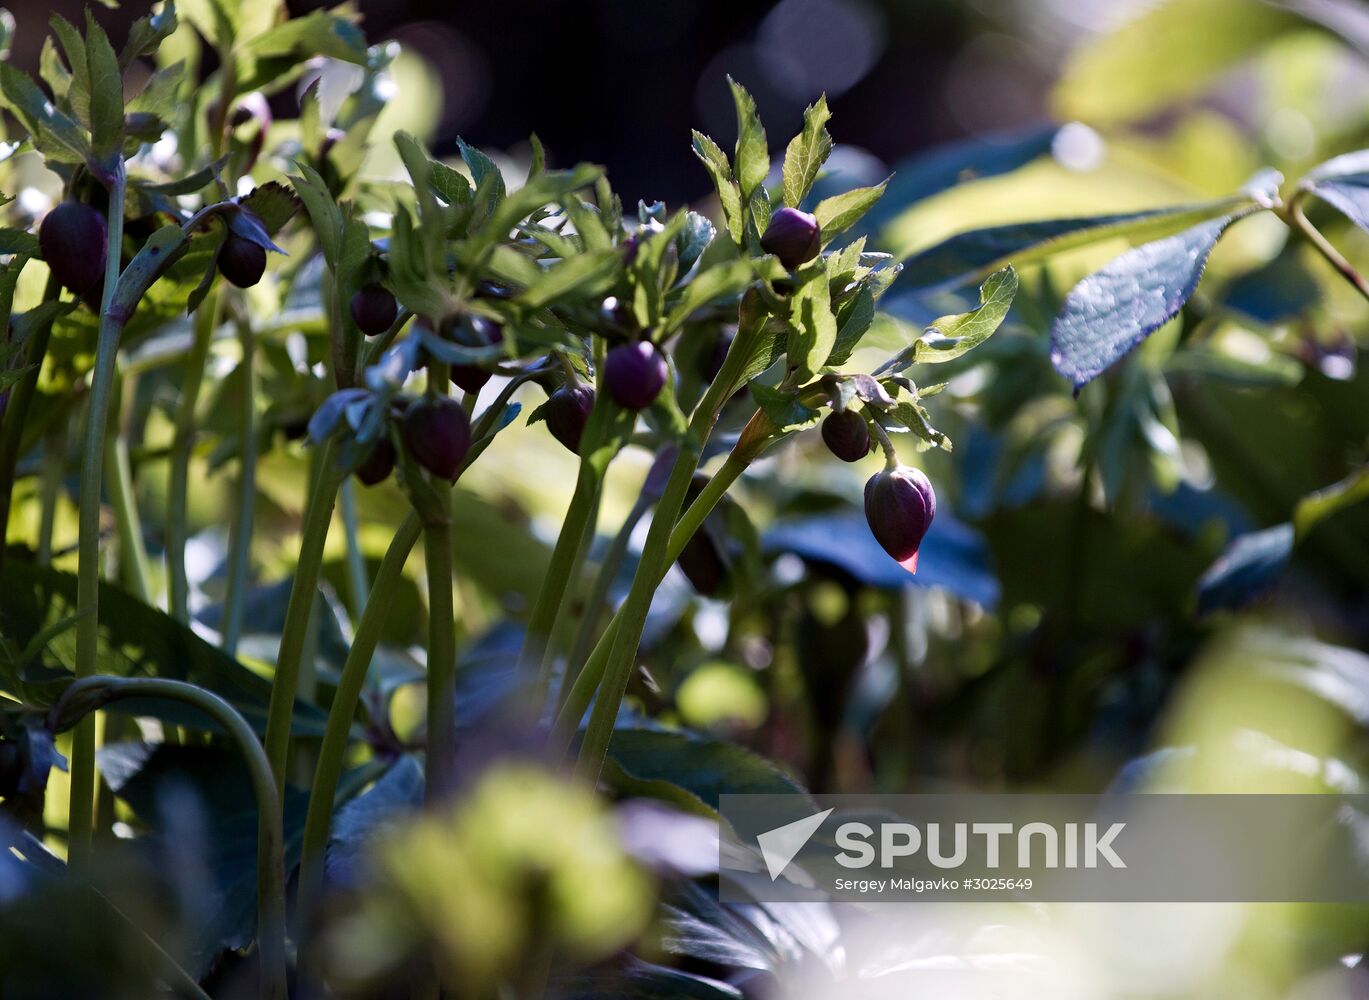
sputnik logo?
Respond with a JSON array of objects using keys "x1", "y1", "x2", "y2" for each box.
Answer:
[{"x1": 756, "y1": 808, "x2": 834, "y2": 881}]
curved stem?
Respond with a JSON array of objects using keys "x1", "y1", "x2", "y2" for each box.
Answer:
[
  {"x1": 70, "y1": 162, "x2": 127, "y2": 864},
  {"x1": 53, "y1": 675, "x2": 286, "y2": 1000},
  {"x1": 167, "y1": 294, "x2": 219, "y2": 623},
  {"x1": 1288, "y1": 195, "x2": 1369, "y2": 304},
  {"x1": 297, "y1": 511, "x2": 420, "y2": 926},
  {"x1": 222, "y1": 312, "x2": 257, "y2": 656},
  {"x1": 263, "y1": 439, "x2": 343, "y2": 795}
]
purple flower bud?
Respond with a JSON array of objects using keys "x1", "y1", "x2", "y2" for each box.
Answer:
[
  {"x1": 218, "y1": 235, "x2": 267, "y2": 288},
  {"x1": 677, "y1": 532, "x2": 729, "y2": 596},
  {"x1": 864, "y1": 465, "x2": 936, "y2": 574},
  {"x1": 39, "y1": 202, "x2": 107, "y2": 294},
  {"x1": 355, "y1": 437, "x2": 396, "y2": 486},
  {"x1": 760, "y1": 207, "x2": 821, "y2": 270},
  {"x1": 401, "y1": 396, "x2": 470, "y2": 480},
  {"x1": 350, "y1": 284, "x2": 398, "y2": 337},
  {"x1": 449, "y1": 316, "x2": 504, "y2": 394},
  {"x1": 821, "y1": 410, "x2": 871, "y2": 463},
  {"x1": 604, "y1": 341, "x2": 668, "y2": 411},
  {"x1": 544, "y1": 384, "x2": 595, "y2": 455}
]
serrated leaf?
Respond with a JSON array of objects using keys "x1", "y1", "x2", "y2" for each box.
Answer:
[
  {"x1": 1050, "y1": 210, "x2": 1256, "y2": 389},
  {"x1": 787, "y1": 266, "x2": 837, "y2": 382},
  {"x1": 289, "y1": 161, "x2": 342, "y2": 266},
  {"x1": 782, "y1": 94, "x2": 832, "y2": 208},
  {"x1": 813, "y1": 180, "x2": 887, "y2": 244},
  {"x1": 912, "y1": 266, "x2": 1017, "y2": 365},
  {"x1": 0, "y1": 227, "x2": 38, "y2": 256},
  {"x1": 691, "y1": 130, "x2": 743, "y2": 245},
  {"x1": 120, "y1": 0, "x2": 178, "y2": 68},
  {"x1": 83, "y1": 11, "x2": 124, "y2": 162},
  {"x1": 238, "y1": 181, "x2": 301, "y2": 236},
  {"x1": 727, "y1": 76, "x2": 768, "y2": 200},
  {"x1": 0, "y1": 63, "x2": 93, "y2": 167},
  {"x1": 826, "y1": 286, "x2": 876, "y2": 367},
  {"x1": 887, "y1": 400, "x2": 950, "y2": 451},
  {"x1": 242, "y1": 9, "x2": 367, "y2": 65}
]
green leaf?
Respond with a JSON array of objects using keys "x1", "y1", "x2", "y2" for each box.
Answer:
[
  {"x1": 887, "y1": 400, "x2": 951, "y2": 452},
  {"x1": 727, "y1": 76, "x2": 769, "y2": 201},
  {"x1": 912, "y1": 266, "x2": 1018, "y2": 364},
  {"x1": 749, "y1": 382, "x2": 819, "y2": 431},
  {"x1": 458, "y1": 135, "x2": 506, "y2": 221},
  {"x1": 813, "y1": 179, "x2": 888, "y2": 243},
  {"x1": 0, "y1": 227, "x2": 38, "y2": 256},
  {"x1": 691, "y1": 130, "x2": 743, "y2": 244},
  {"x1": 1050, "y1": 209, "x2": 1258, "y2": 389},
  {"x1": 663, "y1": 259, "x2": 753, "y2": 333},
  {"x1": 1053, "y1": 0, "x2": 1301, "y2": 125},
  {"x1": 0, "y1": 62, "x2": 93, "y2": 168},
  {"x1": 787, "y1": 266, "x2": 837, "y2": 382},
  {"x1": 782, "y1": 94, "x2": 832, "y2": 209},
  {"x1": 243, "y1": 9, "x2": 367, "y2": 65},
  {"x1": 826, "y1": 284, "x2": 875, "y2": 367},
  {"x1": 289, "y1": 161, "x2": 343, "y2": 266},
  {"x1": 520, "y1": 249, "x2": 620, "y2": 310},
  {"x1": 120, "y1": 0, "x2": 178, "y2": 68}
]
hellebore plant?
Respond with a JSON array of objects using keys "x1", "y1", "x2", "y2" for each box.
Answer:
[{"x1": 0, "y1": 8, "x2": 1028, "y2": 994}]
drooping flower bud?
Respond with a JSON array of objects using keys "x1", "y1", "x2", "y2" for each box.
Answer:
[
  {"x1": 39, "y1": 202, "x2": 107, "y2": 294},
  {"x1": 544, "y1": 384, "x2": 595, "y2": 455},
  {"x1": 218, "y1": 235, "x2": 267, "y2": 288},
  {"x1": 355, "y1": 437, "x2": 396, "y2": 487},
  {"x1": 760, "y1": 207, "x2": 821, "y2": 270},
  {"x1": 677, "y1": 532, "x2": 729, "y2": 597},
  {"x1": 864, "y1": 465, "x2": 936, "y2": 574},
  {"x1": 401, "y1": 396, "x2": 470, "y2": 481},
  {"x1": 350, "y1": 284, "x2": 398, "y2": 337},
  {"x1": 604, "y1": 341, "x2": 668, "y2": 411},
  {"x1": 449, "y1": 316, "x2": 504, "y2": 394},
  {"x1": 821, "y1": 410, "x2": 871, "y2": 463}
]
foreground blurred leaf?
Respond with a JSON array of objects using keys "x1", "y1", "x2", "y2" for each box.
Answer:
[{"x1": 1196, "y1": 522, "x2": 1294, "y2": 614}]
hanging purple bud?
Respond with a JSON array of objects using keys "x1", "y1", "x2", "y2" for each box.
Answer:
[
  {"x1": 350, "y1": 284, "x2": 398, "y2": 337},
  {"x1": 864, "y1": 465, "x2": 936, "y2": 574},
  {"x1": 401, "y1": 396, "x2": 470, "y2": 481},
  {"x1": 604, "y1": 341, "x2": 668, "y2": 411},
  {"x1": 821, "y1": 410, "x2": 871, "y2": 463},
  {"x1": 39, "y1": 202, "x2": 107, "y2": 295},
  {"x1": 544, "y1": 384, "x2": 595, "y2": 455}
]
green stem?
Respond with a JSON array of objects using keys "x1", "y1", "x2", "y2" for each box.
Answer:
[
  {"x1": 53, "y1": 675, "x2": 287, "y2": 1000},
  {"x1": 562, "y1": 493, "x2": 649, "y2": 703},
  {"x1": 167, "y1": 294, "x2": 219, "y2": 623},
  {"x1": 338, "y1": 476, "x2": 369, "y2": 620},
  {"x1": 36, "y1": 420, "x2": 66, "y2": 565},
  {"x1": 524, "y1": 467, "x2": 601, "y2": 694},
  {"x1": 0, "y1": 274, "x2": 63, "y2": 581},
  {"x1": 554, "y1": 451, "x2": 752, "y2": 750},
  {"x1": 105, "y1": 365, "x2": 152, "y2": 601},
  {"x1": 69, "y1": 162, "x2": 127, "y2": 865},
  {"x1": 1287, "y1": 195, "x2": 1369, "y2": 304},
  {"x1": 222, "y1": 313, "x2": 257, "y2": 656},
  {"x1": 263, "y1": 439, "x2": 344, "y2": 796},
  {"x1": 423, "y1": 509, "x2": 456, "y2": 799},
  {"x1": 297, "y1": 511, "x2": 421, "y2": 929}
]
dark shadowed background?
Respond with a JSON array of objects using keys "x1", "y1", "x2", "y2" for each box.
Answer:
[{"x1": 0, "y1": 0, "x2": 1113, "y2": 204}]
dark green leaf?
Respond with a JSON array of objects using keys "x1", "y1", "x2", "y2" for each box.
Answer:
[
  {"x1": 782, "y1": 94, "x2": 832, "y2": 209},
  {"x1": 749, "y1": 382, "x2": 819, "y2": 431},
  {"x1": 691, "y1": 130, "x2": 743, "y2": 244},
  {"x1": 727, "y1": 76, "x2": 768, "y2": 201}
]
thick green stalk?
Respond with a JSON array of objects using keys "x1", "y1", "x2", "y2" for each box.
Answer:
[
  {"x1": 36, "y1": 421, "x2": 66, "y2": 564},
  {"x1": 263, "y1": 439, "x2": 344, "y2": 795},
  {"x1": 0, "y1": 274, "x2": 62, "y2": 580},
  {"x1": 524, "y1": 467, "x2": 601, "y2": 694},
  {"x1": 338, "y1": 476, "x2": 369, "y2": 619},
  {"x1": 54, "y1": 675, "x2": 287, "y2": 1000},
  {"x1": 105, "y1": 365, "x2": 152, "y2": 601},
  {"x1": 557, "y1": 451, "x2": 750, "y2": 758},
  {"x1": 222, "y1": 315, "x2": 257, "y2": 655},
  {"x1": 562, "y1": 493, "x2": 648, "y2": 701},
  {"x1": 297, "y1": 511, "x2": 420, "y2": 927},
  {"x1": 423, "y1": 508, "x2": 456, "y2": 798},
  {"x1": 69, "y1": 164, "x2": 127, "y2": 864},
  {"x1": 167, "y1": 294, "x2": 219, "y2": 623},
  {"x1": 540, "y1": 488, "x2": 600, "y2": 690}
]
